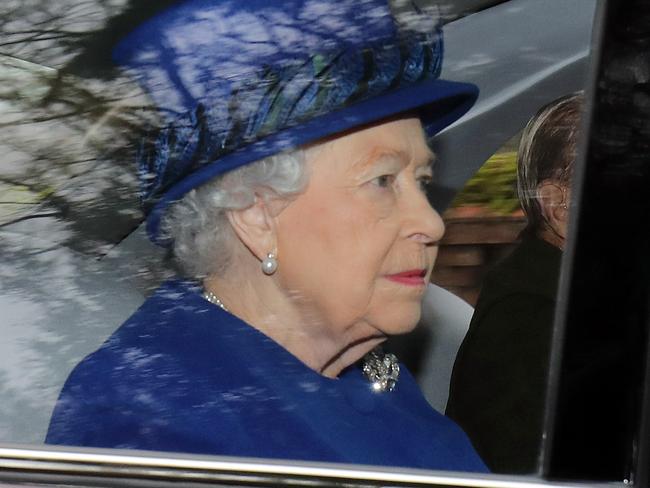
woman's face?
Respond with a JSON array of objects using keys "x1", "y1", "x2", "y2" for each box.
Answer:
[{"x1": 275, "y1": 117, "x2": 444, "y2": 341}]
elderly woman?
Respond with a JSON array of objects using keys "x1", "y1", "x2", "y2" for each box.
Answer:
[{"x1": 46, "y1": 0, "x2": 486, "y2": 472}]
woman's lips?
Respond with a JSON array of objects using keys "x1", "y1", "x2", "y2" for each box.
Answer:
[{"x1": 385, "y1": 269, "x2": 427, "y2": 286}]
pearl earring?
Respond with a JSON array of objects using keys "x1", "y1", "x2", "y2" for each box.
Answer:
[{"x1": 261, "y1": 253, "x2": 278, "y2": 275}]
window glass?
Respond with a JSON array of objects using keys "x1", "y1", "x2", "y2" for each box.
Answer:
[
  {"x1": 0, "y1": 0, "x2": 604, "y2": 484},
  {"x1": 433, "y1": 134, "x2": 524, "y2": 306},
  {"x1": 402, "y1": 92, "x2": 586, "y2": 475}
]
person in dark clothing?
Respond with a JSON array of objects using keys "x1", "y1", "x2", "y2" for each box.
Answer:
[{"x1": 446, "y1": 93, "x2": 584, "y2": 474}]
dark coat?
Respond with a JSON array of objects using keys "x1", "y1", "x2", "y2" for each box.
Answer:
[{"x1": 446, "y1": 236, "x2": 561, "y2": 474}]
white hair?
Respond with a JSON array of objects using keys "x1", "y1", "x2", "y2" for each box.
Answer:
[{"x1": 163, "y1": 149, "x2": 310, "y2": 278}]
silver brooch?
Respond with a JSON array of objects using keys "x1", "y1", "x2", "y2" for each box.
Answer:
[{"x1": 362, "y1": 347, "x2": 399, "y2": 392}]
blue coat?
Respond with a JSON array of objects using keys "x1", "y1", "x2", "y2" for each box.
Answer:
[{"x1": 47, "y1": 279, "x2": 487, "y2": 472}]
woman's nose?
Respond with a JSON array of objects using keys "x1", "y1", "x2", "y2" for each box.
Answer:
[{"x1": 401, "y1": 184, "x2": 445, "y2": 244}]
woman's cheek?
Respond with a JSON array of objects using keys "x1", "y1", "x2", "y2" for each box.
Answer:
[{"x1": 359, "y1": 185, "x2": 397, "y2": 220}]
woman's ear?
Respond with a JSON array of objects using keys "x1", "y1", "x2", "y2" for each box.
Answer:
[
  {"x1": 227, "y1": 195, "x2": 277, "y2": 262},
  {"x1": 538, "y1": 181, "x2": 570, "y2": 238}
]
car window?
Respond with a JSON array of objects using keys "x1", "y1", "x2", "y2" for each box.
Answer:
[
  {"x1": 4, "y1": 1, "x2": 646, "y2": 488},
  {"x1": 433, "y1": 134, "x2": 524, "y2": 306}
]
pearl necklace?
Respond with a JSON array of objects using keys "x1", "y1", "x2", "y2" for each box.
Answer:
[{"x1": 203, "y1": 290, "x2": 229, "y2": 312}]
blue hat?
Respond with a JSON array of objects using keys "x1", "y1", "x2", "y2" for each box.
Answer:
[{"x1": 113, "y1": 0, "x2": 478, "y2": 245}]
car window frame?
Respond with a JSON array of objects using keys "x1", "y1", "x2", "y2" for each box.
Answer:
[
  {"x1": 0, "y1": 445, "x2": 628, "y2": 488},
  {"x1": 540, "y1": 0, "x2": 650, "y2": 483}
]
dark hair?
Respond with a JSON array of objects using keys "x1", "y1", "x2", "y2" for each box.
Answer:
[{"x1": 516, "y1": 92, "x2": 584, "y2": 233}]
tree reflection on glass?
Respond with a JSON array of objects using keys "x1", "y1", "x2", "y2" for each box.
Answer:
[{"x1": 0, "y1": 0, "x2": 171, "y2": 445}]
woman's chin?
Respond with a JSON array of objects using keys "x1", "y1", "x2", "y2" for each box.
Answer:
[{"x1": 379, "y1": 305, "x2": 422, "y2": 336}]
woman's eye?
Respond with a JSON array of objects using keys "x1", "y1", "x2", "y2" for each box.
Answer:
[
  {"x1": 371, "y1": 174, "x2": 396, "y2": 188},
  {"x1": 417, "y1": 175, "x2": 433, "y2": 192}
]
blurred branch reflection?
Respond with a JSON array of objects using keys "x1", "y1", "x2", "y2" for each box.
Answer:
[
  {"x1": 0, "y1": 1, "x2": 160, "y2": 251},
  {"x1": 0, "y1": 2, "x2": 184, "y2": 445}
]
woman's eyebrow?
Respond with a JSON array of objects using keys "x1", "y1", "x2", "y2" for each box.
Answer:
[
  {"x1": 353, "y1": 148, "x2": 435, "y2": 172},
  {"x1": 353, "y1": 149, "x2": 406, "y2": 170},
  {"x1": 414, "y1": 152, "x2": 436, "y2": 172}
]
